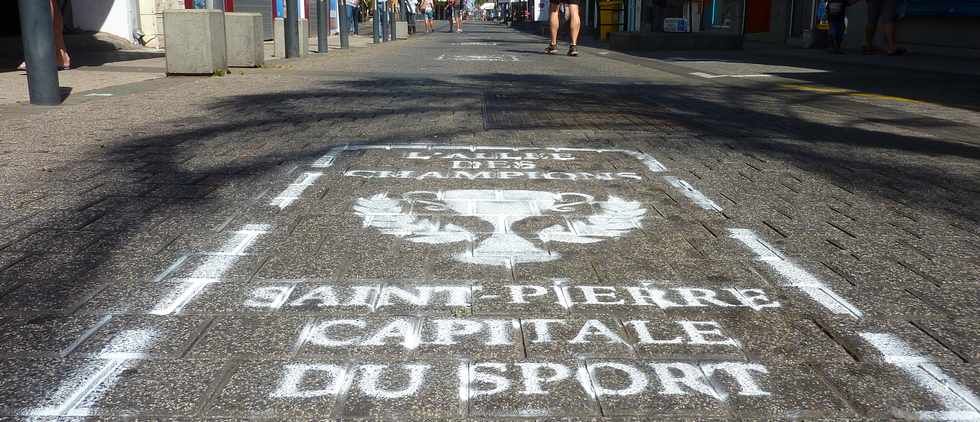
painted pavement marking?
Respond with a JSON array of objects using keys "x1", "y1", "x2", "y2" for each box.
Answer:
[
  {"x1": 274, "y1": 144, "x2": 668, "y2": 211},
  {"x1": 270, "y1": 360, "x2": 771, "y2": 401},
  {"x1": 151, "y1": 224, "x2": 270, "y2": 315},
  {"x1": 728, "y1": 228, "x2": 863, "y2": 318},
  {"x1": 354, "y1": 190, "x2": 646, "y2": 268},
  {"x1": 781, "y1": 83, "x2": 923, "y2": 104},
  {"x1": 242, "y1": 282, "x2": 782, "y2": 312},
  {"x1": 31, "y1": 225, "x2": 269, "y2": 416},
  {"x1": 663, "y1": 176, "x2": 722, "y2": 212},
  {"x1": 861, "y1": 332, "x2": 980, "y2": 421},
  {"x1": 690, "y1": 72, "x2": 773, "y2": 79},
  {"x1": 269, "y1": 172, "x2": 324, "y2": 209},
  {"x1": 436, "y1": 54, "x2": 520, "y2": 62}
]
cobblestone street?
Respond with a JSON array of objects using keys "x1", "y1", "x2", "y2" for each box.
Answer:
[{"x1": 1, "y1": 20, "x2": 979, "y2": 420}]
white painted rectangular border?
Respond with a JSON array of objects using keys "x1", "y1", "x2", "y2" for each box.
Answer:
[{"x1": 728, "y1": 228, "x2": 862, "y2": 318}]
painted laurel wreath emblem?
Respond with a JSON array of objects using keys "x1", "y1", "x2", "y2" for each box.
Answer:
[{"x1": 353, "y1": 190, "x2": 647, "y2": 267}]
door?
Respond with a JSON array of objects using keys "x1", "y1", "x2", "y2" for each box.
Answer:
[
  {"x1": 236, "y1": 0, "x2": 275, "y2": 39},
  {"x1": 745, "y1": 0, "x2": 769, "y2": 33},
  {"x1": 789, "y1": 0, "x2": 813, "y2": 38}
]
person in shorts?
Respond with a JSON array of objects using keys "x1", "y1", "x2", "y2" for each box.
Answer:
[
  {"x1": 420, "y1": 0, "x2": 435, "y2": 32},
  {"x1": 545, "y1": 0, "x2": 580, "y2": 56},
  {"x1": 864, "y1": 0, "x2": 905, "y2": 55}
]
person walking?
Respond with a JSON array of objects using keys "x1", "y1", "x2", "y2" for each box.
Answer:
[
  {"x1": 453, "y1": 0, "x2": 464, "y2": 32},
  {"x1": 348, "y1": 0, "x2": 361, "y2": 35},
  {"x1": 545, "y1": 0, "x2": 580, "y2": 56},
  {"x1": 405, "y1": 0, "x2": 418, "y2": 34},
  {"x1": 421, "y1": 0, "x2": 435, "y2": 32},
  {"x1": 825, "y1": 0, "x2": 850, "y2": 53},
  {"x1": 17, "y1": 0, "x2": 71, "y2": 71},
  {"x1": 864, "y1": 0, "x2": 905, "y2": 55}
]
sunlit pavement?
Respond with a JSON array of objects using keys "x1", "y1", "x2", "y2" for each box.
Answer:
[{"x1": 1, "y1": 21, "x2": 979, "y2": 419}]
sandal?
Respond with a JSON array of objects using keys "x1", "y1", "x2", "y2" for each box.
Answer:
[{"x1": 886, "y1": 47, "x2": 907, "y2": 56}]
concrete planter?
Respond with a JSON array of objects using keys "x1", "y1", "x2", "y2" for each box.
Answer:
[
  {"x1": 164, "y1": 9, "x2": 227, "y2": 75},
  {"x1": 395, "y1": 21, "x2": 408, "y2": 39},
  {"x1": 225, "y1": 12, "x2": 264, "y2": 67},
  {"x1": 275, "y1": 17, "x2": 309, "y2": 57},
  {"x1": 300, "y1": 18, "x2": 309, "y2": 56}
]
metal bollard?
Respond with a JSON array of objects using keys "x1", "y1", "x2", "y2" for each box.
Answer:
[
  {"x1": 317, "y1": 0, "x2": 329, "y2": 53},
  {"x1": 17, "y1": 0, "x2": 61, "y2": 105},
  {"x1": 285, "y1": 0, "x2": 300, "y2": 57},
  {"x1": 373, "y1": 0, "x2": 381, "y2": 43},
  {"x1": 389, "y1": 7, "x2": 396, "y2": 40},
  {"x1": 381, "y1": 3, "x2": 389, "y2": 41},
  {"x1": 339, "y1": 0, "x2": 350, "y2": 48}
]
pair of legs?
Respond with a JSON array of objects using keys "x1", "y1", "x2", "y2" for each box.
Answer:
[
  {"x1": 19, "y1": 0, "x2": 71, "y2": 70},
  {"x1": 425, "y1": 11, "x2": 434, "y2": 32},
  {"x1": 346, "y1": 5, "x2": 359, "y2": 34},
  {"x1": 828, "y1": 15, "x2": 845, "y2": 52},
  {"x1": 547, "y1": 2, "x2": 580, "y2": 55},
  {"x1": 455, "y1": 9, "x2": 464, "y2": 31},
  {"x1": 864, "y1": 0, "x2": 901, "y2": 54}
]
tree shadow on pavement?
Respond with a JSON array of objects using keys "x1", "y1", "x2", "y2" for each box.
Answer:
[{"x1": 0, "y1": 70, "x2": 977, "y2": 322}]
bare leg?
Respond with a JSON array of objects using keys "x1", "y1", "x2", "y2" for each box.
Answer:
[
  {"x1": 51, "y1": 0, "x2": 70, "y2": 66},
  {"x1": 549, "y1": 4, "x2": 559, "y2": 45},
  {"x1": 568, "y1": 4, "x2": 580, "y2": 45},
  {"x1": 881, "y1": 22, "x2": 897, "y2": 53},
  {"x1": 863, "y1": 23, "x2": 876, "y2": 51}
]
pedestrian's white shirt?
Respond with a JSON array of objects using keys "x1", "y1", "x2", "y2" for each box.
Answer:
[{"x1": 407, "y1": 0, "x2": 418, "y2": 10}]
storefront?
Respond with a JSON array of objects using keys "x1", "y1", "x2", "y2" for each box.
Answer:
[
  {"x1": 745, "y1": 0, "x2": 980, "y2": 54},
  {"x1": 591, "y1": 0, "x2": 745, "y2": 35}
]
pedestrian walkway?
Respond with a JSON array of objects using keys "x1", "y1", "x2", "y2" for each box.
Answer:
[
  {"x1": 0, "y1": 21, "x2": 979, "y2": 420},
  {"x1": 0, "y1": 31, "x2": 380, "y2": 106}
]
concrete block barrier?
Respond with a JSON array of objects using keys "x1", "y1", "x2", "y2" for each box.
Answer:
[
  {"x1": 274, "y1": 17, "x2": 285, "y2": 57},
  {"x1": 275, "y1": 17, "x2": 310, "y2": 57},
  {"x1": 396, "y1": 21, "x2": 408, "y2": 39},
  {"x1": 299, "y1": 18, "x2": 309, "y2": 56},
  {"x1": 225, "y1": 12, "x2": 264, "y2": 67},
  {"x1": 164, "y1": 9, "x2": 227, "y2": 75}
]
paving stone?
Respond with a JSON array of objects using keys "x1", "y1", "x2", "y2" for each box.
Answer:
[
  {"x1": 340, "y1": 360, "x2": 459, "y2": 418},
  {"x1": 587, "y1": 359, "x2": 729, "y2": 417},
  {"x1": 0, "y1": 314, "x2": 106, "y2": 357},
  {"x1": 522, "y1": 318, "x2": 634, "y2": 358},
  {"x1": 188, "y1": 315, "x2": 307, "y2": 358},
  {"x1": 466, "y1": 359, "x2": 601, "y2": 418},
  {"x1": 206, "y1": 359, "x2": 341, "y2": 418},
  {"x1": 73, "y1": 358, "x2": 222, "y2": 417},
  {"x1": 71, "y1": 315, "x2": 208, "y2": 358}
]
